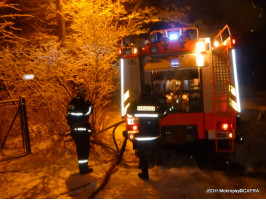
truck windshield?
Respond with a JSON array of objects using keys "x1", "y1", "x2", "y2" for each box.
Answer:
[{"x1": 150, "y1": 68, "x2": 203, "y2": 113}]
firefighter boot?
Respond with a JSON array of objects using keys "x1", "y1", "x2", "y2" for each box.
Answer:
[
  {"x1": 80, "y1": 167, "x2": 93, "y2": 175},
  {"x1": 79, "y1": 164, "x2": 93, "y2": 175},
  {"x1": 138, "y1": 169, "x2": 149, "y2": 181}
]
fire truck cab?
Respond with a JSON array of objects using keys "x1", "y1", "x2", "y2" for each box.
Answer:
[{"x1": 120, "y1": 25, "x2": 241, "y2": 152}]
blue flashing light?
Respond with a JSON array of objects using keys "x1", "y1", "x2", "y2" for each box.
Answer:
[{"x1": 169, "y1": 34, "x2": 178, "y2": 41}]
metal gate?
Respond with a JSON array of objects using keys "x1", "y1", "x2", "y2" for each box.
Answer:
[{"x1": 0, "y1": 97, "x2": 31, "y2": 161}]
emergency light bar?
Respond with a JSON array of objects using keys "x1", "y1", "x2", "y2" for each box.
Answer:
[{"x1": 169, "y1": 33, "x2": 178, "y2": 41}]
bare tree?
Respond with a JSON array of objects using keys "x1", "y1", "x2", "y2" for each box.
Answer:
[{"x1": 0, "y1": 2, "x2": 30, "y2": 44}]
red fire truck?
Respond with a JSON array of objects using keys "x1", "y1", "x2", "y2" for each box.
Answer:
[{"x1": 120, "y1": 25, "x2": 241, "y2": 152}]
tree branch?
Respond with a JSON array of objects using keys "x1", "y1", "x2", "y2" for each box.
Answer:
[{"x1": 57, "y1": 77, "x2": 72, "y2": 97}]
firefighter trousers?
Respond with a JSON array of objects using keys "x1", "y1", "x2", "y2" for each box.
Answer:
[
  {"x1": 136, "y1": 139, "x2": 161, "y2": 176},
  {"x1": 71, "y1": 131, "x2": 91, "y2": 173}
]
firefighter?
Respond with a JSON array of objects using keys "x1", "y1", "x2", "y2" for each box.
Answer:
[
  {"x1": 127, "y1": 84, "x2": 165, "y2": 180},
  {"x1": 66, "y1": 87, "x2": 93, "y2": 175}
]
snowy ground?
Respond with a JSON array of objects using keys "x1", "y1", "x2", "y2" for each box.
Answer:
[{"x1": 0, "y1": 86, "x2": 266, "y2": 199}]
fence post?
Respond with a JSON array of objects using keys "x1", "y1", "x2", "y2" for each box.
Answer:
[{"x1": 20, "y1": 97, "x2": 31, "y2": 154}]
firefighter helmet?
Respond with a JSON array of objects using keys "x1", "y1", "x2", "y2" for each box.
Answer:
[{"x1": 77, "y1": 86, "x2": 88, "y2": 97}]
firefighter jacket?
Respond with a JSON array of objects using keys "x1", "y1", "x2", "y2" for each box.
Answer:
[
  {"x1": 127, "y1": 92, "x2": 165, "y2": 140},
  {"x1": 66, "y1": 95, "x2": 93, "y2": 131}
]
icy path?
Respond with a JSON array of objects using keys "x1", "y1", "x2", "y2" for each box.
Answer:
[{"x1": 0, "y1": 105, "x2": 266, "y2": 198}]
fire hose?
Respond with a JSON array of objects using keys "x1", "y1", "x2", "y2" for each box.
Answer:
[
  {"x1": 89, "y1": 130, "x2": 128, "y2": 198},
  {"x1": 89, "y1": 120, "x2": 127, "y2": 198},
  {"x1": 94, "y1": 120, "x2": 126, "y2": 153}
]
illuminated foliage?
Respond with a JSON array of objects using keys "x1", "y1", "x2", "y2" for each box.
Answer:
[
  {"x1": 62, "y1": 0, "x2": 159, "y2": 130},
  {"x1": 1, "y1": 0, "x2": 188, "y2": 138}
]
